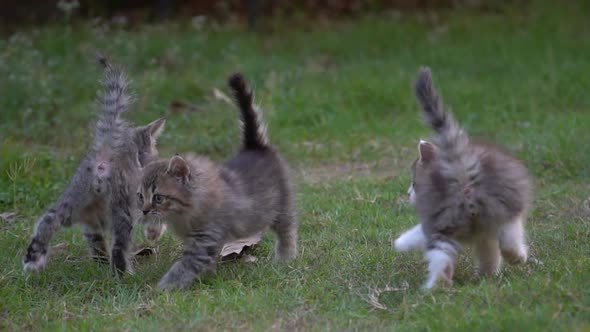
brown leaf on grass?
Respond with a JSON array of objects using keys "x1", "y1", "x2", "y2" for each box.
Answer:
[
  {"x1": 220, "y1": 232, "x2": 262, "y2": 261},
  {"x1": 0, "y1": 212, "x2": 17, "y2": 223},
  {"x1": 213, "y1": 88, "x2": 233, "y2": 105},
  {"x1": 169, "y1": 100, "x2": 201, "y2": 114},
  {"x1": 129, "y1": 234, "x2": 261, "y2": 261},
  {"x1": 133, "y1": 246, "x2": 157, "y2": 257}
]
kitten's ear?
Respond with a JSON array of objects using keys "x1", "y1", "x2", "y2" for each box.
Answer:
[
  {"x1": 147, "y1": 118, "x2": 166, "y2": 141},
  {"x1": 418, "y1": 140, "x2": 436, "y2": 164},
  {"x1": 166, "y1": 155, "x2": 190, "y2": 181}
]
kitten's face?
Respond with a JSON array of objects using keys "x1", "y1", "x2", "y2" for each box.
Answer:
[
  {"x1": 134, "y1": 118, "x2": 166, "y2": 167},
  {"x1": 137, "y1": 157, "x2": 192, "y2": 223}
]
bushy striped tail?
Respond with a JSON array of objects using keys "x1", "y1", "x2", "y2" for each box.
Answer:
[
  {"x1": 228, "y1": 73, "x2": 269, "y2": 150},
  {"x1": 93, "y1": 54, "x2": 132, "y2": 153},
  {"x1": 415, "y1": 67, "x2": 469, "y2": 160}
]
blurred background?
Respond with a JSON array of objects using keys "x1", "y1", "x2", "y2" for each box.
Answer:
[
  {"x1": 1, "y1": 0, "x2": 588, "y2": 183},
  {"x1": 1, "y1": 0, "x2": 589, "y2": 172},
  {"x1": 1, "y1": 1, "x2": 590, "y2": 331},
  {"x1": 2, "y1": 0, "x2": 520, "y2": 29}
]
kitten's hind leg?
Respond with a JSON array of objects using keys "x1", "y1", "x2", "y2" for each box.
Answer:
[
  {"x1": 84, "y1": 230, "x2": 109, "y2": 264},
  {"x1": 24, "y1": 203, "x2": 71, "y2": 271},
  {"x1": 423, "y1": 236, "x2": 459, "y2": 289},
  {"x1": 475, "y1": 236, "x2": 501, "y2": 276},
  {"x1": 394, "y1": 224, "x2": 426, "y2": 252},
  {"x1": 110, "y1": 203, "x2": 133, "y2": 276},
  {"x1": 499, "y1": 217, "x2": 528, "y2": 265},
  {"x1": 271, "y1": 212, "x2": 298, "y2": 262},
  {"x1": 158, "y1": 231, "x2": 221, "y2": 290}
]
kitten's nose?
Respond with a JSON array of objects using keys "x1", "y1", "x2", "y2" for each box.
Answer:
[{"x1": 142, "y1": 210, "x2": 150, "y2": 215}]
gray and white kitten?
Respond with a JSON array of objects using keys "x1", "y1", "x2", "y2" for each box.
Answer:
[
  {"x1": 394, "y1": 68, "x2": 532, "y2": 289},
  {"x1": 23, "y1": 56, "x2": 166, "y2": 276},
  {"x1": 138, "y1": 73, "x2": 298, "y2": 290}
]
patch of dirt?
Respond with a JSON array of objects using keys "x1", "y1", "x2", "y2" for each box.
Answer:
[{"x1": 296, "y1": 158, "x2": 406, "y2": 184}]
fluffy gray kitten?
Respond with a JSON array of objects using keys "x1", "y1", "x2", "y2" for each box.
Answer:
[
  {"x1": 138, "y1": 73, "x2": 298, "y2": 290},
  {"x1": 23, "y1": 56, "x2": 166, "y2": 276},
  {"x1": 395, "y1": 67, "x2": 533, "y2": 289}
]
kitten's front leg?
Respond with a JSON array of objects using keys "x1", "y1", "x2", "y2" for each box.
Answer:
[
  {"x1": 158, "y1": 231, "x2": 221, "y2": 290},
  {"x1": 110, "y1": 202, "x2": 133, "y2": 276},
  {"x1": 394, "y1": 224, "x2": 426, "y2": 252}
]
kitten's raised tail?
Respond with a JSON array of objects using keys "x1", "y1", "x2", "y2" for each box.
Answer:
[
  {"x1": 415, "y1": 67, "x2": 469, "y2": 159},
  {"x1": 228, "y1": 73, "x2": 269, "y2": 150},
  {"x1": 93, "y1": 54, "x2": 133, "y2": 152}
]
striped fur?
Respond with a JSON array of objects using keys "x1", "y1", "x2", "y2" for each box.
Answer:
[
  {"x1": 93, "y1": 54, "x2": 133, "y2": 154},
  {"x1": 23, "y1": 57, "x2": 165, "y2": 277},
  {"x1": 395, "y1": 67, "x2": 533, "y2": 289},
  {"x1": 228, "y1": 73, "x2": 269, "y2": 149},
  {"x1": 415, "y1": 67, "x2": 478, "y2": 181},
  {"x1": 415, "y1": 67, "x2": 468, "y2": 158},
  {"x1": 138, "y1": 73, "x2": 298, "y2": 290}
]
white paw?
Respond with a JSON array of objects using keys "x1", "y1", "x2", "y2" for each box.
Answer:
[
  {"x1": 423, "y1": 247, "x2": 455, "y2": 290},
  {"x1": 422, "y1": 278, "x2": 437, "y2": 290},
  {"x1": 23, "y1": 254, "x2": 48, "y2": 272},
  {"x1": 394, "y1": 224, "x2": 426, "y2": 252},
  {"x1": 394, "y1": 236, "x2": 412, "y2": 252}
]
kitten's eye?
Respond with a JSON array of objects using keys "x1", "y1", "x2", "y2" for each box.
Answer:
[
  {"x1": 137, "y1": 192, "x2": 144, "y2": 204},
  {"x1": 153, "y1": 194, "x2": 164, "y2": 204}
]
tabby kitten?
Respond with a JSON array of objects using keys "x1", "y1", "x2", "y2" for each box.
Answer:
[
  {"x1": 394, "y1": 68, "x2": 532, "y2": 289},
  {"x1": 138, "y1": 73, "x2": 298, "y2": 290},
  {"x1": 23, "y1": 56, "x2": 166, "y2": 276}
]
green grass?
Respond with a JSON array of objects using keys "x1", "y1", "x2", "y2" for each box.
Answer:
[{"x1": 1, "y1": 1, "x2": 590, "y2": 330}]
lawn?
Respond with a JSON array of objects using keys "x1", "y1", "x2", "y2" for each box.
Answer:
[{"x1": 1, "y1": 1, "x2": 590, "y2": 330}]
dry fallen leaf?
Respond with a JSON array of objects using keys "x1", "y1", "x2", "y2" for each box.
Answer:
[
  {"x1": 219, "y1": 233, "x2": 262, "y2": 262},
  {"x1": 220, "y1": 232, "x2": 262, "y2": 257},
  {"x1": 0, "y1": 212, "x2": 17, "y2": 223},
  {"x1": 213, "y1": 88, "x2": 233, "y2": 105},
  {"x1": 367, "y1": 282, "x2": 409, "y2": 310},
  {"x1": 132, "y1": 246, "x2": 157, "y2": 257},
  {"x1": 169, "y1": 100, "x2": 201, "y2": 114},
  {"x1": 130, "y1": 234, "x2": 261, "y2": 261}
]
